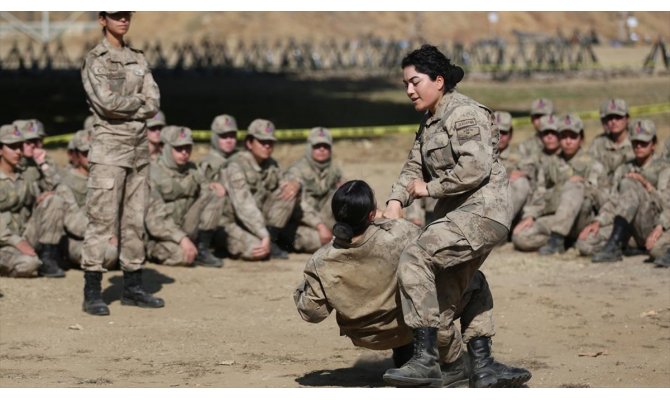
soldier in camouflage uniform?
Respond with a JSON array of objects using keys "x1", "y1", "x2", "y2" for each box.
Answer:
[
  {"x1": 647, "y1": 210, "x2": 670, "y2": 268},
  {"x1": 58, "y1": 129, "x2": 119, "y2": 270},
  {"x1": 493, "y1": 111, "x2": 528, "y2": 229},
  {"x1": 516, "y1": 98, "x2": 554, "y2": 162},
  {"x1": 404, "y1": 197, "x2": 438, "y2": 227},
  {"x1": 199, "y1": 114, "x2": 239, "y2": 182},
  {"x1": 146, "y1": 110, "x2": 166, "y2": 161},
  {"x1": 382, "y1": 45, "x2": 529, "y2": 388},
  {"x1": 0, "y1": 124, "x2": 42, "y2": 277},
  {"x1": 283, "y1": 127, "x2": 343, "y2": 253},
  {"x1": 587, "y1": 99, "x2": 635, "y2": 190},
  {"x1": 148, "y1": 126, "x2": 225, "y2": 267},
  {"x1": 662, "y1": 139, "x2": 670, "y2": 162},
  {"x1": 221, "y1": 118, "x2": 301, "y2": 260},
  {"x1": 577, "y1": 119, "x2": 670, "y2": 262},
  {"x1": 295, "y1": 180, "x2": 528, "y2": 387},
  {"x1": 79, "y1": 11, "x2": 164, "y2": 315},
  {"x1": 513, "y1": 114, "x2": 607, "y2": 254},
  {"x1": 13, "y1": 119, "x2": 62, "y2": 193}
]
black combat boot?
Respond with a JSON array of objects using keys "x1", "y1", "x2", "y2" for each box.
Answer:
[
  {"x1": 120, "y1": 269, "x2": 165, "y2": 308},
  {"x1": 441, "y1": 352, "x2": 471, "y2": 388},
  {"x1": 194, "y1": 230, "x2": 222, "y2": 267},
  {"x1": 267, "y1": 226, "x2": 289, "y2": 259},
  {"x1": 392, "y1": 342, "x2": 414, "y2": 367},
  {"x1": 37, "y1": 244, "x2": 65, "y2": 278},
  {"x1": 468, "y1": 336, "x2": 532, "y2": 388},
  {"x1": 538, "y1": 232, "x2": 565, "y2": 255},
  {"x1": 382, "y1": 327, "x2": 443, "y2": 387},
  {"x1": 82, "y1": 271, "x2": 110, "y2": 316},
  {"x1": 654, "y1": 249, "x2": 670, "y2": 268},
  {"x1": 592, "y1": 216, "x2": 630, "y2": 263}
]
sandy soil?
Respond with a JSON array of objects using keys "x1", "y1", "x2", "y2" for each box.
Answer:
[{"x1": 1, "y1": 136, "x2": 669, "y2": 388}]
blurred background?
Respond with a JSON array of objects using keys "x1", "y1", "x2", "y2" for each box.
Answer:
[{"x1": 1, "y1": 11, "x2": 669, "y2": 138}]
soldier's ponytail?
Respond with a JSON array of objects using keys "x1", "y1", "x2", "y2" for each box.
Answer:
[{"x1": 331, "y1": 180, "x2": 376, "y2": 243}]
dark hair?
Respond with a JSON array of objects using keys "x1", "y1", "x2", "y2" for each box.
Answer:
[
  {"x1": 331, "y1": 180, "x2": 376, "y2": 243},
  {"x1": 401, "y1": 44, "x2": 464, "y2": 92}
]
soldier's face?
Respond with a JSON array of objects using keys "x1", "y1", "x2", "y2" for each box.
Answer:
[
  {"x1": 247, "y1": 138, "x2": 274, "y2": 162},
  {"x1": 218, "y1": 132, "x2": 237, "y2": 154},
  {"x1": 632, "y1": 140, "x2": 655, "y2": 160},
  {"x1": 311, "y1": 144, "x2": 331, "y2": 162},
  {"x1": 403, "y1": 65, "x2": 444, "y2": 114},
  {"x1": 605, "y1": 114, "x2": 628, "y2": 135},
  {"x1": 100, "y1": 12, "x2": 132, "y2": 37},
  {"x1": 22, "y1": 139, "x2": 38, "y2": 158},
  {"x1": 147, "y1": 126, "x2": 162, "y2": 145},
  {"x1": 171, "y1": 145, "x2": 192, "y2": 165},
  {"x1": 559, "y1": 131, "x2": 582, "y2": 157},
  {"x1": 541, "y1": 131, "x2": 560, "y2": 152},
  {"x1": 78, "y1": 151, "x2": 90, "y2": 170},
  {"x1": 531, "y1": 115, "x2": 543, "y2": 131},
  {"x1": 1, "y1": 142, "x2": 23, "y2": 166},
  {"x1": 498, "y1": 130, "x2": 512, "y2": 151}
]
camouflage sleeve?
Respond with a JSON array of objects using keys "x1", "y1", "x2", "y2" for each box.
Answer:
[
  {"x1": 58, "y1": 186, "x2": 87, "y2": 239},
  {"x1": 0, "y1": 211, "x2": 23, "y2": 247},
  {"x1": 521, "y1": 164, "x2": 548, "y2": 219},
  {"x1": 145, "y1": 190, "x2": 187, "y2": 244},
  {"x1": 653, "y1": 167, "x2": 670, "y2": 229},
  {"x1": 198, "y1": 158, "x2": 217, "y2": 183},
  {"x1": 131, "y1": 56, "x2": 161, "y2": 120},
  {"x1": 426, "y1": 105, "x2": 493, "y2": 198},
  {"x1": 150, "y1": 164, "x2": 198, "y2": 202},
  {"x1": 81, "y1": 55, "x2": 145, "y2": 119},
  {"x1": 388, "y1": 135, "x2": 423, "y2": 207},
  {"x1": 222, "y1": 162, "x2": 270, "y2": 239},
  {"x1": 403, "y1": 199, "x2": 425, "y2": 226},
  {"x1": 35, "y1": 155, "x2": 62, "y2": 191},
  {"x1": 586, "y1": 160, "x2": 609, "y2": 208},
  {"x1": 293, "y1": 256, "x2": 332, "y2": 323},
  {"x1": 0, "y1": 181, "x2": 19, "y2": 212}
]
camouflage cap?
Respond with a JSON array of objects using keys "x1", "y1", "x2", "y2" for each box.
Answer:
[
  {"x1": 530, "y1": 98, "x2": 554, "y2": 117},
  {"x1": 247, "y1": 118, "x2": 277, "y2": 142},
  {"x1": 629, "y1": 119, "x2": 656, "y2": 142},
  {"x1": 602, "y1": 98, "x2": 628, "y2": 117},
  {"x1": 72, "y1": 129, "x2": 92, "y2": 152},
  {"x1": 558, "y1": 113, "x2": 584, "y2": 133},
  {"x1": 538, "y1": 114, "x2": 559, "y2": 133},
  {"x1": 146, "y1": 111, "x2": 166, "y2": 129},
  {"x1": 161, "y1": 126, "x2": 193, "y2": 147},
  {"x1": 13, "y1": 119, "x2": 45, "y2": 140},
  {"x1": 0, "y1": 124, "x2": 26, "y2": 145},
  {"x1": 83, "y1": 115, "x2": 95, "y2": 130},
  {"x1": 308, "y1": 127, "x2": 333, "y2": 146},
  {"x1": 493, "y1": 111, "x2": 513, "y2": 132},
  {"x1": 211, "y1": 114, "x2": 238, "y2": 135}
]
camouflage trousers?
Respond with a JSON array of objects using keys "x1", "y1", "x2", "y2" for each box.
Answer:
[
  {"x1": 82, "y1": 163, "x2": 148, "y2": 272},
  {"x1": 513, "y1": 180, "x2": 595, "y2": 251},
  {"x1": 650, "y1": 231, "x2": 670, "y2": 260},
  {"x1": 66, "y1": 237, "x2": 118, "y2": 270},
  {"x1": 510, "y1": 176, "x2": 531, "y2": 221},
  {"x1": 576, "y1": 178, "x2": 661, "y2": 256},
  {"x1": 262, "y1": 185, "x2": 298, "y2": 229},
  {"x1": 397, "y1": 213, "x2": 506, "y2": 362},
  {"x1": 285, "y1": 197, "x2": 337, "y2": 253},
  {"x1": 0, "y1": 246, "x2": 41, "y2": 277},
  {"x1": 147, "y1": 190, "x2": 225, "y2": 266}
]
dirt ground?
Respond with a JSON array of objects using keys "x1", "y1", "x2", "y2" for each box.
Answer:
[{"x1": 1, "y1": 135, "x2": 669, "y2": 389}]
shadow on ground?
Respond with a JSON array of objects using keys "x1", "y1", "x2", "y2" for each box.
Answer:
[
  {"x1": 296, "y1": 357, "x2": 394, "y2": 387},
  {"x1": 101, "y1": 267, "x2": 175, "y2": 304}
]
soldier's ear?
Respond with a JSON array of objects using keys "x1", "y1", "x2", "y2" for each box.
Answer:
[{"x1": 435, "y1": 75, "x2": 445, "y2": 91}]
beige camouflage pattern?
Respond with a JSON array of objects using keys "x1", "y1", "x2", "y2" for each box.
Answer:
[
  {"x1": 18, "y1": 155, "x2": 62, "y2": 193},
  {"x1": 576, "y1": 159, "x2": 670, "y2": 255},
  {"x1": 387, "y1": 90, "x2": 510, "y2": 330},
  {"x1": 145, "y1": 189, "x2": 192, "y2": 266},
  {"x1": 81, "y1": 38, "x2": 160, "y2": 168},
  {"x1": 294, "y1": 218, "x2": 494, "y2": 363},
  {"x1": 587, "y1": 133, "x2": 635, "y2": 185},
  {"x1": 513, "y1": 147, "x2": 607, "y2": 249}
]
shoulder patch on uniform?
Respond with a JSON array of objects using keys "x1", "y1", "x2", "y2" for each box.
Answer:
[
  {"x1": 457, "y1": 126, "x2": 481, "y2": 145},
  {"x1": 455, "y1": 119, "x2": 476, "y2": 130}
]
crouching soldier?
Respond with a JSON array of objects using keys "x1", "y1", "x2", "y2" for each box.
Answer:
[{"x1": 148, "y1": 126, "x2": 225, "y2": 267}]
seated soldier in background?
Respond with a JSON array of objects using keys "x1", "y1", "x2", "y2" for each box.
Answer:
[
  {"x1": 493, "y1": 111, "x2": 528, "y2": 230},
  {"x1": 13, "y1": 119, "x2": 62, "y2": 193},
  {"x1": 147, "y1": 110, "x2": 166, "y2": 161},
  {"x1": 199, "y1": 114, "x2": 239, "y2": 182},
  {"x1": 662, "y1": 138, "x2": 670, "y2": 162},
  {"x1": 517, "y1": 98, "x2": 554, "y2": 161},
  {"x1": 513, "y1": 114, "x2": 607, "y2": 255},
  {"x1": 221, "y1": 118, "x2": 301, "y2": 260},
  {"x1": 148, "y1": 126, "x2": 226, "y2": 267},
  {"x1": 588, "y1": 99, "x2": 634, "y2": 188},
  {"x1": 294, "y1": 180, "x2": 531, "y2": 388},
  {"x1": 647, "y1": 209, "x2": 670, "y2": 268},
  {"x1": 284, "y1": 127, "x2": 343, "y2": 253},
  {"x1": 577, "y1": 119, "x2": 670, "y2": 262}
]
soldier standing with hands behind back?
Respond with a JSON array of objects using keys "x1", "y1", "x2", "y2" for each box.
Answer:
[{"x1": 80, "y1": 11, "x2": 163, "y2": 316}]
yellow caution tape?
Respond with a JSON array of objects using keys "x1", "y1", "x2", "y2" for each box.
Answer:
[{"x1": 43, "y1": 102, "x2": 670, "y2": 146}]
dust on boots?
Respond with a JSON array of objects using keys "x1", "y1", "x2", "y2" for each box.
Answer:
[{"x1": 383, "y1": 327, "x2": 443, "y2": 387}]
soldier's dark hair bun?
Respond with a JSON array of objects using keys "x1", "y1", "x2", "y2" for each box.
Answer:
[
  {"x1": 332, "y1": 222, "x2": 355, "y2": 242},
  {"x1": 331, "y1": 180, "x2": 377, "y2": 243},
  {"x1": 401, "y1": 44, "x2": 463, "y2": 91}
]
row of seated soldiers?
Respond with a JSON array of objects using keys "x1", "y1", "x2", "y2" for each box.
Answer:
[
  {"x1": 0, "y1": 114, "x2": 343, "y2": 277},
  {"x1": 408, "y1": 98, "x2": 670, "y2": 267}
]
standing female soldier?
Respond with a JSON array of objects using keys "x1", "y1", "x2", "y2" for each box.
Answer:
[
  {"x1": 80, "y1": 11, "x2": 163, "y2": 316},
  {"x1": 382, "y1": 45, "x2": 523, "y2": 387}
]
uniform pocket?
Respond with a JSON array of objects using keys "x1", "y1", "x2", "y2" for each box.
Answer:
[
  {"x1": 87, "y1": 177, "x2": 115, "y2": 190},
  {"x1": 424, "y1": 133, "x2": 455, "y2": 171}
]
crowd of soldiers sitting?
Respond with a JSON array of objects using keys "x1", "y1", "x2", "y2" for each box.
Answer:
[{"x1": 1, "y1": 97, "x2": 669, "y2": 278}]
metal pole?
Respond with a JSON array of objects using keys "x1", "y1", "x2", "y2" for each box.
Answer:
[{"x1": 42, "y1": 11, "x2": 49, "y2": 42}]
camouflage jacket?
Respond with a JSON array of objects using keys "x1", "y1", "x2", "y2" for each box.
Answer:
[
  {"x1": 587, "y1": 132, "x2": 635, "y2": 184},
  {"x1": 81, "y1": 38, "x2": 160, "y2": 168},
  {"x1": 523, "y1": 147, "x2": 607, "y2": 219},
  {"x1": 286, "y1": 156, "x2": 342, "y2": 228},
  {"x1": 199, "y1": 148, "x2": 237, "y2": 183},
  {"x1": 0, "y1": 170, "x2": 38, "y2": 246},
  {"x1": 388, "y1": 90, "x2": 512, "y2": 249},
  {"x1": 499, "y1": 145, "x2": 523, "y2": 176},
  {"x1": 18, "y1": 155, "x2": 62, "y2": 193},
  {"x1": 294, "y1": 218, "x2": 418, "y2": 350},
  {"x1": 517, "y1": 133, "x2": 543, "y2": 163},
  {"x1": 150, "y1": 158, "x2": 208, "y2": 227},
  {"x1": 56, "y1": 168, "x2": 89, "y2": 239}
]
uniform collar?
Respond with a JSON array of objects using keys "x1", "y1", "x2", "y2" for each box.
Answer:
[
  {"x1": 425, "y1": 90, "x2": 456, "y2": 127},
  {"x1": 0, "y1": 168, "x2": 19, "y2": 182}
]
